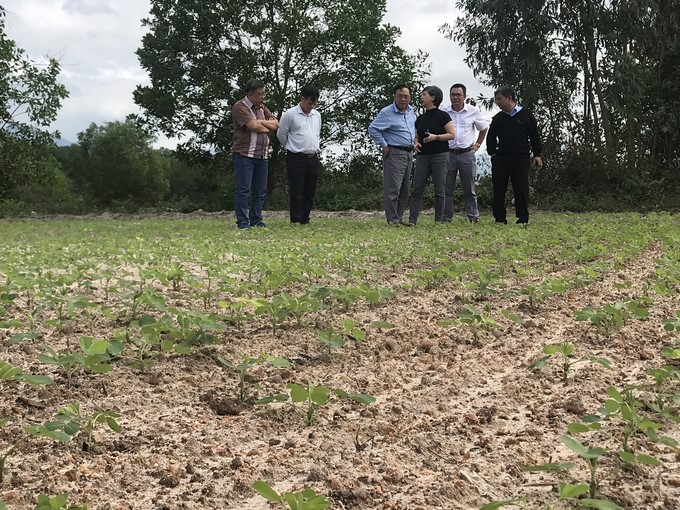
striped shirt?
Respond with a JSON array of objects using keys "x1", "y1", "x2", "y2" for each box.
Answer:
[{"x1": 231, "y1": 96, "x2": 274, "y2": 159}]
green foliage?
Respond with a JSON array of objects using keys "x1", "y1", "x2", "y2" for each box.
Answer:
[
  {"x1": 252, "y1": 480, "x2": 330, "y2": 510},
  {"x1": 0, "y1": 7, "x2": 70, "y2": 204},
  {"x1": 34, "y1": 493, "x2": 87, "y2": 510},
  {"x1": 0, "y1": 359, "x2": 53, "y2": 386},
  {"x1": 528, "y1": 341, "x2": 612, "y2": 385},
  {"x1": 72, "y1": 120, "x2": 170, "y2": 207},
  {"x1": 51, "y1": 402, "x2": 121, "y2": 446},
  {"x1": 217, "y1": 353, "x2": 290, "y2": 402},
  {"x1": 134, "y1": 0, "x2": 428, "y2": 163},
  {"x1": 258, "y1": 381, "x2": 375, "y2": 426}
]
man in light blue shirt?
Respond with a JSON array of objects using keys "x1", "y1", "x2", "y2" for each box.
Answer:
[
  {"x1": 277, "y1": 85, "x2": 322, "y2": 224},
  {"x1": 368, "y1": 84, "x2": 417, "y2": 225}
]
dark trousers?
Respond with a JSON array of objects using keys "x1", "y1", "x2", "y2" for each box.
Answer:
[
  {"x1": 491, "y1": 156, "x2": 530, "y2": 224},
  {"x1": 286, "y1": 152, "x2": 320, "y2": 224}
]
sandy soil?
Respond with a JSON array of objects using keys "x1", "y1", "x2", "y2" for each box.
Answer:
[{"x1": 1, "y1": 212, "x2": 679, "y2": 510}]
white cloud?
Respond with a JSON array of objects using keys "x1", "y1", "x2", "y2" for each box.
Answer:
[{"x1": 3, "y1": 0, "x2": 494, "y2": 147}]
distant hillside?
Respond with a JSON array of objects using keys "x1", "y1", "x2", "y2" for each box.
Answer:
[{"x1": 54, "y1": 137, "x2": 74, "y2": 147}]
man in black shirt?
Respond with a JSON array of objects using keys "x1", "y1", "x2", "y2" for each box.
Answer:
[{"x1": 486, "y1": 86, "x2": 542, "y2": 224}]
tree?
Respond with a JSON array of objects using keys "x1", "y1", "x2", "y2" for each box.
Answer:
[
  {"x1": 0, "y1": 6, "x2": 69, "y2": 200},
  {"x1": 73, "y1": 120, "x2": 170, "y2": 207},
  {"x1": 444, "y1": 0, "x2": 680, "y2": 203},
  {"x1": 133, "y1": 0, "x2": 429, "y2": 195}
]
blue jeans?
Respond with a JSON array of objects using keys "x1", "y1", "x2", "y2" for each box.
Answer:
[{"x1": 233, "y1": 153, "x2": 268, "y2": 229}]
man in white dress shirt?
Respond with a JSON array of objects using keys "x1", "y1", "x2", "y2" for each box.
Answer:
[
  {"x1": 441, "y1": 83, "x2": 489, "y2": 223},
  {"x1": 277, "y1": 85, "x2": 322, "y2": 224}
]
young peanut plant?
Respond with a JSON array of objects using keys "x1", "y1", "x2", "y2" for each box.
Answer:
[
  {"x1": 34, "y1": 492, "x2": 88, "y2": 510},
  {"x1": 527, "y1": 341, "x2": 612, "y2": 385},
  {"x1": 251, "y1": 480, "x2": 330, "y2": 510},
  {"x1": 217, "y1": 353, "x2": 290, "y2": 402},
  {"x1": 52, "y1": 402, "x2": 121, "y2": 449},
  {"x1": 0, "y1": 360, "x2": 52, "y2": 386},
  {"x1": 1, "y1": 418, "x2": 72, "y2": 483},
  {"x1": 258, "y1": 382, "x2": 375, "y2": 426}
]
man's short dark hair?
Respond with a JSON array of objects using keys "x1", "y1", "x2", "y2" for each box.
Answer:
[
  {"x1": 245, "y1": 79, "x2": 265, "y2": 93},
  {"x1": 423, "y1": 85, "x2": 444, "y2": 107},
  {"x1": 393, "y1": 84, "x2": 412, "y2": 95},
  {"x1": 300, "y1": 85, "x2": 320, "y2": 101},
  {"x1": 494, "y1": 86, "x2": 516, "y2": 101},
  {"x1": 450, "y1": 83, "x2": 467, "y2": 96}
]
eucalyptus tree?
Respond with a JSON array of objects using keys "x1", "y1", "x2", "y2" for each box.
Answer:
[
  {"x1": 133, "y1": 0, "x2": 429, "y2": 192},
  {"x1": 443, "y1": 0, "x2": 680, "y2": 195}
]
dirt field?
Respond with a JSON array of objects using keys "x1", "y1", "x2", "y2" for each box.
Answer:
[{"x1": 1, "y1": 212, "x2": 679, "y2": 510}]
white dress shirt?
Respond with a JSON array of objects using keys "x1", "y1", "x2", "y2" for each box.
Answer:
[
  {"x1": 276, "y1": 104, "x2": 321, "y2": 154},
  {"x1": 441, "y1": 103, "x2": 489, "y2": 149}
]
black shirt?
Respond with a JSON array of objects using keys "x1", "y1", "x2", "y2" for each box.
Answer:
[
  {"x1": 415, "y1": 108, "x2": 451, "y2": 155},
  {"x1": 486, "y1": 108, "x2": 542, "y2": 159}
]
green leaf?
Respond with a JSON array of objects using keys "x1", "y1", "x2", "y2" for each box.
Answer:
[
  {"x1": 558, "y1": 482, "x2": 589, "y2": 498},
  {"x1": 635, "y1": 454, "x2": 662, "y2": 466},
  {"x1": 288, "y1": 383, "x2": 308, "y2": 402},
  {"x1": 251, "y1": 480, "x2": 281, "y2": 503},
  {"x1": 310, "y1": 386, "x2": 331, "y2": 405},
  {"x1": 17, "y1": 374, "x2": 53, "y2": 385},
  {"x1": 105, "y1": 416, "x2": 122, "y2": 433},
  {"x1": 567, "y1": 422, "x2": 591, "y2": 434},
  {"x1": 480, "y1": 499, "x2": 526, "y2": 510},
  {"x1": 501, "y1": 309, "x2": 524, "y2": 324}
]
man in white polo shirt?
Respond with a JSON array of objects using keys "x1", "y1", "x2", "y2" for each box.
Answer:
[
  {"x1": 277, "y1": 85, "x2": 322, "y2": 224},
  {"x1": 441, "y1": 83, "x2": 489, "y2": 223}
]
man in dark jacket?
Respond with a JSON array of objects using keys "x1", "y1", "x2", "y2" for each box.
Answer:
[{"x1": 486, "y1": 86, "x2": 542, "y2": 225}]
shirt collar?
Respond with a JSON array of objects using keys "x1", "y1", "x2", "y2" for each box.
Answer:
[
  {"x1": 391, "y1": 102, "x2": 413, "y2": 114},
  {"x1": 508, "y1": 104, "x2": 523, "y2": 116},
  {"x1": 243, "y1": 96, "x2": 261, "y2": 110}
]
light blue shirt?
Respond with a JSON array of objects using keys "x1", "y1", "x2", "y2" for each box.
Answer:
[
  {"x1": 508, "y1": 104, "x2": 523, "y2": 117},
  {"x1": 368, "y1": 103, "x2": 416, "y2": 148},
  {"x1": 276, "y1": 104, "x2": 321, "y2": 153}
]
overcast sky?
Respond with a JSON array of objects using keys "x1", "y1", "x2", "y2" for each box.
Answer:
[{"x1": 3, "y1": 0, "x2": 494, "y2": 147}]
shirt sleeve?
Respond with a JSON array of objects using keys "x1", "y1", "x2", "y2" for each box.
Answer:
[
  {"x1": 486, "y1": 116, "x2": 498, "y2": 156},
  {"x1": 472, "y1": 109, "x2": 490, "y2": 131},
  {"x1": 232, "y1": 101, "x2": 255, "y2": 129},
  {"x1": 276, "y1": 109, "x2": 291, "y2": 147},
  {"x1": 368, "y1": 108, "x2": 389, "y2": 148}
]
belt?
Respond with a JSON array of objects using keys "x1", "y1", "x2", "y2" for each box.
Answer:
[
  {"x1": 450, "y1": 146, "x2": 473, "y2": 154},
  {"x1": 287, "y1": 151, "x2": 319, "y2": 158},
  {"x1": 387, "y1": 145, "x2": 413, "y2": 152}
]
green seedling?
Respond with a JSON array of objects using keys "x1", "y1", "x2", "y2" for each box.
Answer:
[
  {"x1": 34, "y1": 492, "x2": 88, "y2": 510},
  {"x1": 52, "y1": 402, "x2": 121, "y2": 448},
  {"x1": 528, "y1": 341, "x2": 612, "y2": 385},
  {"x1": 251, "y1": 480, "x2": 330, "y2": 510},
  {"x1": 663, "y1": 310, "x2": 680, "y2": 333},
  {"x1": 317, "y1": 324, "x2": 345, "y2": 356},
  {"x1": 646, "y1": 366, "x2": 680, "y2": 412},
  {"x1": 217, "y1": 353, "x2": 290, "y2": 402},
  {"x1": 340, "y1": 318, "x2": 366, "y2": 343},
  {"x1": 561, "y1": 435, "x2": 607, "y2": 499},
  {"x1": 597, "y1": 386, "x2": 663, "y2": 455},
  {"x1": 439, "y1": 304, "x2": 500, "y2": 345},
  {"x1": 166, "y1": 261, "x2": 186, "y2": 291},
  {"x1": 258, "y1": 382, "x2": 375, "y2": 426},
  {"x1": 575, "y1": 300, "x2": 648, "y2": 338},
  {"x1": 0, "y1": 360, "x2": 53, "y2": 386},
  {"x1": 38, "y1": 337, "x2": 121, "y2": 387},
  {"x1": 1, "y1": 418, "x2": 72, "y2": 483}
]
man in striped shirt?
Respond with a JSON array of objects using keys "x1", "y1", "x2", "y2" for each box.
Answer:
[{"x1": 231, "y1": 79, "x2": 279, "y2": 229}]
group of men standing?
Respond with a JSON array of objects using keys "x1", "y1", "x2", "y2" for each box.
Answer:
[
  {"x1": 231, "y1": 79, "x2": 321, "y2": 230},
  {"x1": 230, "y1": 79, "x2": 542, "y2": 229},
  {"x1": 368, "y1": 83, "x2": 542, "y2": 226}
]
